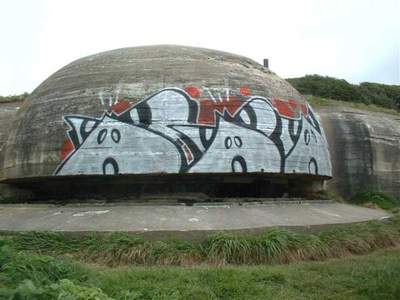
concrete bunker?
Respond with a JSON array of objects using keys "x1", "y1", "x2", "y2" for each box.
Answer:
[{"x1": 0, "y1": 45, "x2": 332, "y2": 200}]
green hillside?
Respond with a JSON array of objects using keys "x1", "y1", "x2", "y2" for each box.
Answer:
[
  {"x1": 287, "y1": 75, "x2": 400, "y2": 111},
  {"x1": 0, "y1": 93, "x2": 29, "y2": 103}
]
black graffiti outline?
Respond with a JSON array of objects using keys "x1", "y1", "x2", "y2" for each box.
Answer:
[
  {"x1": 55, "y1": 87, "x2": 324, "y2": 175},
  {"x1": 111, "y1": 129, "x2": 121, "y2": 143},
  {"x1": 308, "y1": 157, "x2": 318, "y2": 175},
  {"x1": 231, "y1": 155, "x2": 247, "y2": 173},
  {"x1": 97, "y1": 129, "x2": 107, "y2": 144},
  {"x1": 103, "y1": 157, "x2": 119, "y2": 175}
]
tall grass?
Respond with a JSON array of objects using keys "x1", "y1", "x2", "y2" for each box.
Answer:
[
  {"x1": 1, "y1": 244, "x2": 400, "y2": 299},
  {"x1": 8, "y1": 214, "x2": 400, "y2": 267}
]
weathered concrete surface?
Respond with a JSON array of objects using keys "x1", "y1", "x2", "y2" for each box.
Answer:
[
  {"x1": 3, "y1": 101, "x2": 398, "y2": 200},
  {"x1": 0, "y1": 101, "x2": 27, "y2": 200},
  {"x1": 0, "y1": 101, "x2": 22, "y2": 167},
  {"x1": 1, "y1": 45, "x2": 310, "y2": 180},
  {"x1": 0, "y1": 46, "x2": 398, "y2": 200},
  {"x1": 0, "y1": 202, "x2": 390, "y2": 234},
  {"x1": 318, "y1": 107, "x2": 400, "y2": 199}
]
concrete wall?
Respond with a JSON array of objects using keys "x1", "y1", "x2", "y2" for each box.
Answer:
[
  {"x1": 0, "y1": 101, "x2": 22, "y2": 174},
  {"x1": 1, "y1": 46, "x2": 398, "y2": 200},
  {"x1": 0, "y1": 100, "x2": 34, "y2": 200},
  {"x1": 0, "y1": 46, "x2": 331, "y2": 181},
  {"x1": 3, "y1": 100, "x2": 397, "y2": 199},
  {"x1": 319, "y1": 107, "x2": 400, "y2": 199},
  {"x1": 54, "y1": 87, "x2": 331, "y2": 177}
]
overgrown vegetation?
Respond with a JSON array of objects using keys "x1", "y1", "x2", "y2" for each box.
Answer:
[
  {"x1": 349, "y1": 191, "x2": 400, "y2": 211},
  {"x1": 0, "y1": 92, "x2": 29, "y2": 103},
  {"x1": 5, "y1": 214, "x2": 400, "y2": 267},
  {"x1": 0, "y1": 215, "x2": 399, "y2": 298},
  {"x1": 287, "y1": 75, "x2": 400, "y2": 111},
  {"x1": 0, "y1": 242, "x2": 399, "y2": 299},
  {"x1": 306, "y1": 94, "x2": 400, "y2": 116}
]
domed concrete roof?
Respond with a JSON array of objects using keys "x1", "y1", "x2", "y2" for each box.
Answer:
[{"x1": 1, "y1": 45, "x2": 331, "y2": 180}]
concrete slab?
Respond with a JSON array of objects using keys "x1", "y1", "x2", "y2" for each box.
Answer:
[{"x1": 0, "y1": 201, "x2": 391, "y2": 236}]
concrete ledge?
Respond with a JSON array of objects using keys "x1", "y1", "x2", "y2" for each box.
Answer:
[{"x1": 0, "y1": 202, "x2": 391, "y2": 238}]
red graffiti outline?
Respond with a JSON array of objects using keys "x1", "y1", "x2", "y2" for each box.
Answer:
[
  {"x1": 271, "y1": 98, "x2": 309, "y2": 119},
  {"x1": 185, "y1": 87, "x2": 309, "y2": 126},
  {"x1": 109, "y1": 100, "x2": 131, "y2": 114},
  {"x1": 60, "y1": 138, "x2": 75, "y2": 161}
]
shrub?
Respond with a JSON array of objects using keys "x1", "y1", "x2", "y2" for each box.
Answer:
[
  {"x1": 287, "y1": 75, "x2": 365, "y2": 103},
  {"x1": 0, "y1": 92, "x2": 29, "y2": 103},
  {"x1": 359, "y1": 82, "x2": 400, "y2": 109},
  {"x1": 0, "y1": 279, "x2": 112, "y2": 300},
  {"x1": 287, "y1": 75, "x2": 400, "y2": 111},
  {"x1": 349, "y1": 191, "x2": 400, "y2": 210}
]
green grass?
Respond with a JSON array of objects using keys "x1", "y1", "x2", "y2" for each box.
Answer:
[
  {"x1": 5, "y1": 214, "x2": 400, "y2": 267},
  {"x1": 0, "y1": 215, "x2": 399, "y2": 299},
  {"x1": 306, "y1": 95, "x2": 400, "y2": 116},
  {"x1": 349, "y1": 192, "x2": 400, "y2": 211},
  {"x1": 0, "y1": 243, "x2": 399, "y2": 299}
]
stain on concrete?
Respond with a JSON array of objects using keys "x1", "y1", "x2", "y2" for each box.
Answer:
[{"x1": 72, "y1": 210, "x2": 110, "y2": 217}]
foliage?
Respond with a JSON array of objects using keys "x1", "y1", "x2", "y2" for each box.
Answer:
[
  {"x1": 287, "y1": 75, "x2": 364, "y2": 102},
  {"x1": 287, "y1": 75, "x2": 400, "y2": 110},
  {"x1": 0, "y1": 216, "x2": 400, "y2": 298},
  {"x1": 0, "y1": 279, "x2": 111, "y2": 300},
  {"x1": 1, "y1": 241, "x2": 400, "y2": 299},
  {"x1": 350, "y1": 191, "x2": 400, "y2": 210},
  {"x1": 0, "y1": 93, "x2": 29, "y2": 103},
  {"x1": 7, "y1": 214, "x2": 400, "y2": 267},
  {"x1": 359, "y1": 82, "x2": 400, "y2": 109},
  {"x1": 0, "y1": 244, "x2": 87, "y2": 286},
  {"x1": 306, "y1": 95, "x2": 400, "y2": 116}
]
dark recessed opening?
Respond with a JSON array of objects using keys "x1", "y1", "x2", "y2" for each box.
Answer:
[
  {"x1": 2, "y1": 173, "x2": 326, "y2": 202},
  {"x1": 215, "y1": 180, "x2": 287, "y2": 198}
]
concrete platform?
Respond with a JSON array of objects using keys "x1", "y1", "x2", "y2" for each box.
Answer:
[{"x1": 0, "y1": 201, "x2": 391, "y2": 237}]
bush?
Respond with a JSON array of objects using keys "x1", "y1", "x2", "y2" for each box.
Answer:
[
  {"x1": 350, "y1": 191, "x2": 400, "y2": 210},
  {"x1": 287, "y1": 75, "x2": 365, "y2": 103},
  {"x1": 0, "y1": 245, "x2": 87, "y2": 287},
  {"x1": 287, "y1": 75, "x2": 400, "y2": 111},
  {"x1": 359, "y1": 82, "x2": 400, "y2": 110},
  {"x1": 0, "y1": 279, "x2": 112, "y2": 300},
  {"x1": 0, "y1": 93, "x2": 29, "y2": 103}
]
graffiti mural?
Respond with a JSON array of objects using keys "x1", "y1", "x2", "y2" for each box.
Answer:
[{"x1": 55, "y1": 87, "x2": 332, "y2": 176}]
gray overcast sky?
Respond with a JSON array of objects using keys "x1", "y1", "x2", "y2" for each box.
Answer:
[{"x1": 0, "y1": 0, "x2": 399, "y2": 95}]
